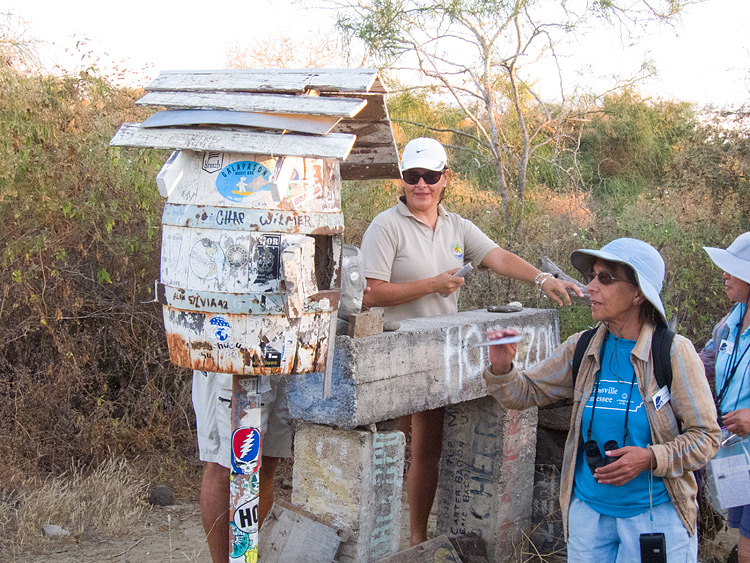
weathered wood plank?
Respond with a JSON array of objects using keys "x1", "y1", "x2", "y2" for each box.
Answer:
[
  {"x1": 137, "y1": 90, "x2": 367, "y2": 117},
  {"x1": 110, "y1": 123, "x2": 356, "y2": 160},
  {"x1": 142, "y1": 109, "x2": 340, "y2": 136},
  {"x1": 147, "y1": 68, "x2": 386, "y2": 94},
  {"x1": 332, "y1": 120, "x2": 397, "y2": 146},
  {"x1": 539, "y1": 256, "x2": 590, "y2": 302},
  {"x1": 375, "y1": 535, "x2": 463, "y2": 562},
  {"x1": 342, "y1": 145, "x2": 402, "y2": 180},
  {"x1": 340, "y1": 162, "x2": 401, "y2": 181},
  {"x1": 259, "y1": 499, "x2": 344, "y2": 563},
  {"x1": 323, "y1": 92, "x2": 390, "y2": 122}
]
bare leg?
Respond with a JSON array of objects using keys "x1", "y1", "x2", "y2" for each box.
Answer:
[
  {"x1": 401, "y1": 407, "x2": 445, "y2": 546},
  {"x1": 738, "y1": 533, "x2": 750, "y2": 563},
  {"x1": 200, "y1": 462, "x2": 230, "y2": 563},
  {"x1": 259, "y1": 455, "x2": 281, "y2": 526}
]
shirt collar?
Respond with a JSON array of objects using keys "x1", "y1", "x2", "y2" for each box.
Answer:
[
  {"x1": 587, "y1": 322, "x2": 656, "y2": 363},
  {"x1": 728, "y1": 302, "x2": 749, "y2": 336}
]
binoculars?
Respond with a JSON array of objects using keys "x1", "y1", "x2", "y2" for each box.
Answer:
[{"x1": 584, "y1": 439, "x2": 620, "y2": 477}]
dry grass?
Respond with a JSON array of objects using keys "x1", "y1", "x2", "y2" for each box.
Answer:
[{"x1": 0, "y1": 457, "x2": 148, "y2": 559}]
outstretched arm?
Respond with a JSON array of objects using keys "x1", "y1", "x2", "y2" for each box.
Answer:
[{"x1": 479, "y1": 248, "x2": 584, "y2": 306}]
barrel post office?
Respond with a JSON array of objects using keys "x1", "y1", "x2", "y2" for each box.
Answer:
[{"x1": 110, "y1": 68, "x2": 400, "y2": 562}]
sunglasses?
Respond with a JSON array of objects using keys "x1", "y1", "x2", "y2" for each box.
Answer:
[
  {"x1": 402, "y1": 169, "x2": 446, "y2": 185},
  {"x1": 585, "y1": 270, "x2": 637, "y2": 286}
]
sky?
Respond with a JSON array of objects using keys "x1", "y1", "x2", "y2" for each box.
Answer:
[{"x1": 4, "y1": 0, "x2": 749, "y2": 109}]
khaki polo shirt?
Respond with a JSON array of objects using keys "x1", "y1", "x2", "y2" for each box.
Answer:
[{"x1": 361, "y1": 198, "x2": 499, "y2": 322}]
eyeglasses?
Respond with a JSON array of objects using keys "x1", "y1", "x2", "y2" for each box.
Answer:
[
  {"x1": 585, "y1": 270, "x2": 638, "y2": 286},
  {"x1": 402, "y1": 169, "x2": 446, "y2": 185}
]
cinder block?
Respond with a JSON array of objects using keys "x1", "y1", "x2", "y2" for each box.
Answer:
[
  {"x1": 348, "y1": 309, "x2": 384, "y2": 338},
  {"x1": 292, "y1": 423, "x2": 405, "y2": 562},
  {"x1": 288, "y1": 308, "x2": 560, "y2": 428},
  {"x1": 436, "y1": 397, "x2": 538, "y2": 562}
]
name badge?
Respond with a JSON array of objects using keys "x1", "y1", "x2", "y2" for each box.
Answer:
[
  {"x1": 719, "y1": 339, "x2": 735, "y2": 355},
  {"x1": 653, "y1": 385, "x2": 671, "y2": 410}
]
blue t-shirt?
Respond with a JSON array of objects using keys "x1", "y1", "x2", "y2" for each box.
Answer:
[
  {"x1": 716, "y1": 304, "x2": 750, "y2": 415},
  {"x1": 574, "y1": 332, "x2": 670, "y2": 517}
]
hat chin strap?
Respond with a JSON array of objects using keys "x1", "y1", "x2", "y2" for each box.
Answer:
[{"x1": 603, "y1": 304, "x2": 643, "y2": 340}]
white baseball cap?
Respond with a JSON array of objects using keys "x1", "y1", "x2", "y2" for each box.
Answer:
[
  {"x1": 704, "y1": 232, "x2": 750, "y2": 284},
  {"x1": 399, "y1": 138, "x2": 448, "y2": 172}
]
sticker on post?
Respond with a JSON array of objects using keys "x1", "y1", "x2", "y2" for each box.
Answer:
[
  {"x1": 231, "y1": 427, "x2": 261, "y2": 475},
  {"x1": 190, "y1": 238, "x2": 225, "y2": 280},
  {"x1": 216, "y1": 161, "x2": 273, "y2": 204},
  {"x1": 233, "y1": 499, "x2": 260, "y2": 534},
  {"x1": 207, "y1": 316, "x2": 232, "y2": 342}
]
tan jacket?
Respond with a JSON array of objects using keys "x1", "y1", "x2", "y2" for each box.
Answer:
[{"x1": 483, "y1": 323, "x2": 720, "y2": 536}]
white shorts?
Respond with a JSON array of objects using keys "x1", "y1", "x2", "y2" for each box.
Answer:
[{"x1": 192, "y1": 371, "x2": 293, "y2": 468}]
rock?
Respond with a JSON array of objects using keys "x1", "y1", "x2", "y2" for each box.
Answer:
[
  {"x1": 148, "y1": 484, "x2": 175, "y2": 506},
  {"x1": 487, "y1": 302, "x2": 523, "y2": 313},
  {"x1": 42, "y1": 524, "x2": 70, "y2": 538},
  {"x1": 383, "y1": 320, "x2": 401, "y2": 332}
]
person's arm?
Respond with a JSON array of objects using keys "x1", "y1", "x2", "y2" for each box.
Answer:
[
  {"x1": 594, "y1": 336, "x2": 720, "y2": 486},
  {"x1": 364, "y1": 271, "x2": 463, "y2": 308},
  {"x1": 479, "y1": 248, "x2": 584, "y2": 306},
  {"x1": 483, "y1": 327, "x2": 579, "y2": 410},
  {"x1": 648, "y1": 336, "x2": 721, "y2": 476}
]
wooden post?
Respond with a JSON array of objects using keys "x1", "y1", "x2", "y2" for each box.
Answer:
[{"x1": 229, "y1": 375, "x2": 263, "y2": 562}]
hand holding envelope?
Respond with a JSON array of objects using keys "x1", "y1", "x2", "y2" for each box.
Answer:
[{"x1": 477, "y1": 328, "x2": 521, "y2": 376}]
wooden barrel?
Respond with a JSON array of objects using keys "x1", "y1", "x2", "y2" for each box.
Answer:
[{"x1": 157, "y1": 150, "x2": 343, "y2": 375}]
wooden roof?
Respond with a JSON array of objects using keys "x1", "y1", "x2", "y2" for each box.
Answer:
[{"x1": 110, "y1": 68, "x2": 400, "y2": 180}]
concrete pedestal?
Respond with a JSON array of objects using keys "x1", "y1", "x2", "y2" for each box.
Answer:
[
  {"x1": 292, "y1": 424, "x2": 405, "y2": 562},
  {"x1": 437, "y1": 397, "x2": 538, "y2": 562}
]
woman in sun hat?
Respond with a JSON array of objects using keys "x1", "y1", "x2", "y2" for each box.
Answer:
[
  {"x1": 360, "y1": 137, "x2": 583, "y2": 546},
  {"x1": 482, "y1": 237, "x2": 720, "y2": 562},
  {"x1": 699, "y1": 232, "x2": 750, "y2": 563}
]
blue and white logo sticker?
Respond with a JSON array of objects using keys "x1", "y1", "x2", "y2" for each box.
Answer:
[
  {"x1": 216, "y1": 161, "x2": 272, "y2": 203},
  {"x1": 208, "y1": 316, "x2": 232, "y2": 342}
]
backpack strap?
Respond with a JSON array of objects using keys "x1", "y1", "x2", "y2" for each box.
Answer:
[
  {"x1": 651, "y1": 324, "x2": 675, "y2": 390},
  {"x1": 572, "y1": 325, "x2": 675, "y2": 390},
  {"x1": 572, "y1": 327, "x2": 597, "y2": 386}
]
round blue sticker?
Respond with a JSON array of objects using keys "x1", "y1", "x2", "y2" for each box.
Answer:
[{"x1": 216, "y1": 161, "x2": 272, "y2": 203}]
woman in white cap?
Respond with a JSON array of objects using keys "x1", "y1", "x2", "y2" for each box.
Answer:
[
  {"x1": 482, "y1": 238, "x2": 720, "y2": 562},
  {"x1": 360, "y1": 137, "x2": 583, "y2": 546},
  {"x1": 700, "y1": 232, "x2": 750, "y2": 562}
]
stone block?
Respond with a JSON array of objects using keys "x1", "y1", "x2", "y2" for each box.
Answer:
[
  {"x1": 348, "y1": 309, "x2": 384, "y2": 338},
  {"x1": 287, "y1": 308, "x2": 560, "y2": 428},
  {"x1": 292, "y1": 423, "x2": 405, "y2": 563},
  {"x1": 436, "y1": 397, "x2": 538, "y2": 562}
]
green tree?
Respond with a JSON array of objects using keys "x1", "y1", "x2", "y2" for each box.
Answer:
[
  {"x1": 333, "y1": 0, "x2": 701, "y2": 225},
  {"x1": 580, "y1": 88, "x2": 696, "y2": 205}
]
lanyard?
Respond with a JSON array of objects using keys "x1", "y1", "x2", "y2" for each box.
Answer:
[
  {"x1": 715, "y1": 304, "x2": 750, "y2": 413},
  {"x1": 586, "y1": 332, "x2": 638, "y2": 447}
]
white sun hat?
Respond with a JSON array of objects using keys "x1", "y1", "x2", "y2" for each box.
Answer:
[
  {"x1": 570, "y1": 237, "x2": 667, "y2": 324},
  {"x1": 704, "y1": 232, "x2": 750, "y2": 285},
  {"x1": 399, "y1": 138, "x2": 448, "y2": 172}
]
